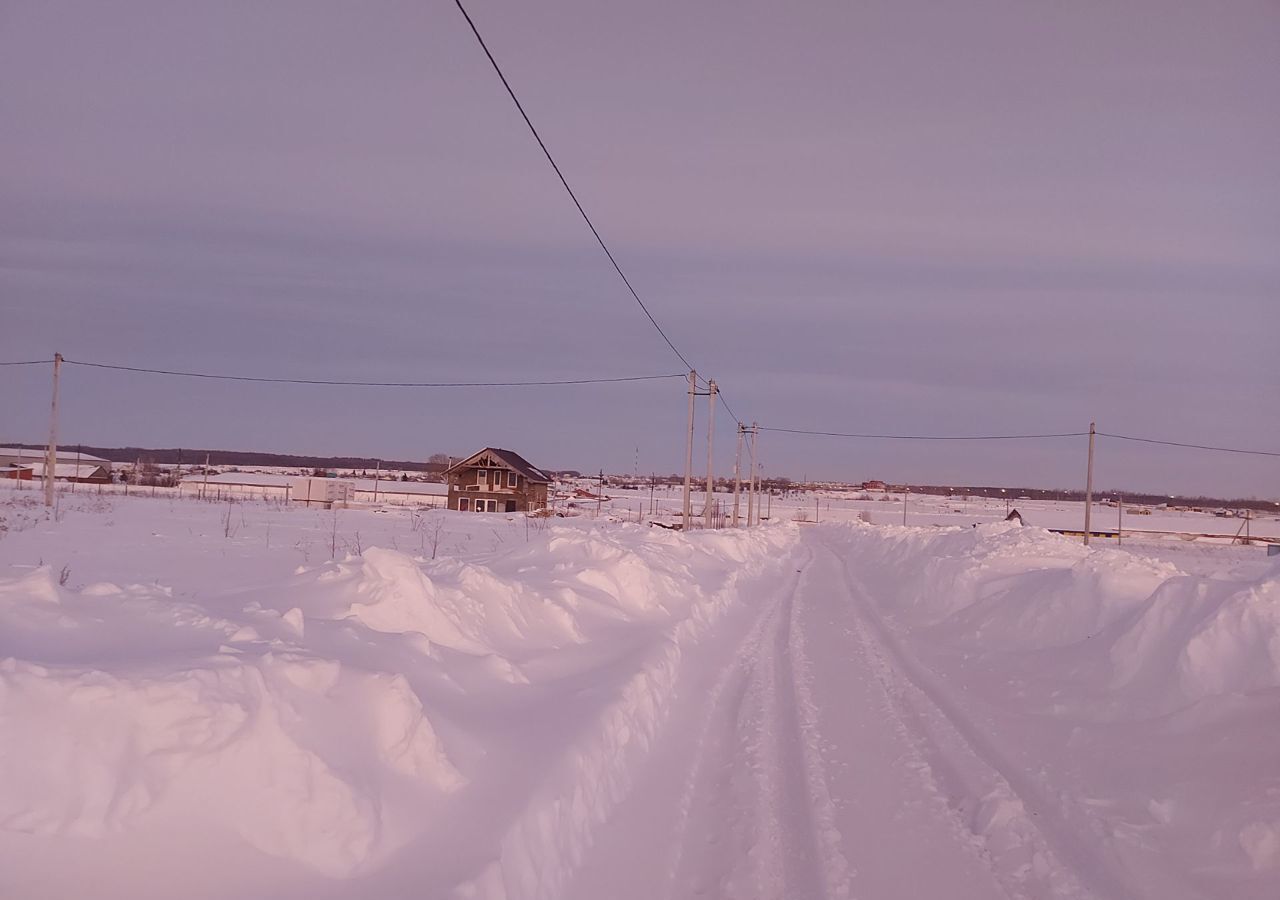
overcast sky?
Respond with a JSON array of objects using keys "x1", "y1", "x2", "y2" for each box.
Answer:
[{"x1": 2, "y1": 0, "x2": 1277, "y2": 496}]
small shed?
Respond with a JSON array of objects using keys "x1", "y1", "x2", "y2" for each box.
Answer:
[
  {"x1": 290, "y1": 477, "x2": 355, "y2": 508},
  {"x1": 445, "y1": 448, "x2": 552, "y2": 513}
]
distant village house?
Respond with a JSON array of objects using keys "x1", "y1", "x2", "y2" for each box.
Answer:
[
  {"x1": 445, "y1": 448, "x2": 551, "y2": 513},
  {"x1": 0, "y1": 448, "x2": 111, "y2": 484}
]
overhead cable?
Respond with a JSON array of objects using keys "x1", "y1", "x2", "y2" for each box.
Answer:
[
  {"x1": 450, "y1": 0, "x2": 695, "y2": 373},
  {"x1": 1098, "y1": 431, "x2": 1280, "y2": 458},
  {"x1": 60, "y1": 359, "x2": 685, "y2": 388},
  {"x1": 759, "y1": 427, "x2": 1089, "y2": 441}
]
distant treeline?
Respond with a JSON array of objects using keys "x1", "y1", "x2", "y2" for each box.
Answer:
[
  {"x1": 2, "y1": 443, "x2": 447, "y2": 474},
  {"x1": 887, "y1": 484, "x2": 1276, "y2": 513}
]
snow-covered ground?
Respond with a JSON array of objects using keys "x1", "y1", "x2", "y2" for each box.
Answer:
[{"x1": 1, "y1": 484, "x2": 1277, "y2": 898}]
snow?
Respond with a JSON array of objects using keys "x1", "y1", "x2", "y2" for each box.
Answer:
[{"x1": 1, "y1": 483, "x2": 1277, "y2": 898}]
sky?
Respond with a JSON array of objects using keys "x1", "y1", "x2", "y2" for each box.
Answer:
[{"x1": 2, "y1": 0, "x2": 1277, "y2": 496}]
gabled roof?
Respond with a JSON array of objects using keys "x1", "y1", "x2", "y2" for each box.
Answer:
[
  {"x1": 0, "y1": 447, "x2": 110, "y2": 464},
  {"x1": 445, "y1": 447, "x2": 552, "y2": 484},
  {"x1": 28, "y1": 462, "x2": 109, "y2": 478}
]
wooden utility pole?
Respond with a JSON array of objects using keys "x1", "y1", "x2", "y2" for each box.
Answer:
[
  {"x1": 597, "y1": 469, "x2": 604, "y2": 518},
  {"x1": 202, "y1": 452, "x2": 211, "y2": 500},
  {"x1": 903, "y1": 487, "x2": 909, "y2": 526},
  {"x1": 747, "y1": 422, "x2": 759, "y2": 526},
  {"x1": 1117, "y1": 494, "x2": 1123, "y2": 546},
  {"x1": 43, "y1": 353, "x2": 62, "y2": 508},
  {"x1": 704, "y1": 379, "x2": 716, "y2": 527},
  {"x1": 732, "y1": 423, "x2": 743, "y2": 527},
  {"x1": 683, "y1": 370, "x2": 697, "y2": 529},
  {"x1": 1083, "y1": 422, "x2": 1096, "y2": 546},
  {"x1": 373, "y1": 459, "x2": 381, "y2": 503}
]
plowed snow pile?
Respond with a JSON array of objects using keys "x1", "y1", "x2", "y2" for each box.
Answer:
[{"x1": 0, "y1": 495, "x2": 796, "y2": 899}]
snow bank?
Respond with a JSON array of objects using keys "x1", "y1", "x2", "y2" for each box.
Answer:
[
  {"x1": 0, "y1": 512, "x2": 801, "y2": 895},
  {"x1": 0, "y1": 568, "x2": 463, "y2": 878},
  {"x1": 835, "y1": 522, "x2": 1280, "y2": 711}
]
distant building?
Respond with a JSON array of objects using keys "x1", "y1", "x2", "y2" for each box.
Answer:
[
  {"x1": 0, "y1": 447, "x2": 112, "y2": 478},
  {"x1": 289, "y1": 477, "x2": 355, "y2": 509},
  {"x1": 27, "y1": 462, "x2": 111, "y2": 484},
  {"x1": 445, "y1": 448, "x2": 552, "y2": 513},
  {"x1": 861, "y1": 480, "x2": 887, "y2": 492}
]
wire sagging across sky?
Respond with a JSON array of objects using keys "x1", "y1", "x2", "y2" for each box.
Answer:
[
  {"x1": 450, "y1": 0, "x2": 696, "y2": 374},
  {"x1": 56, "y1": 359, "x2": 687, "y2": 388},
  {"x1": 759, "y1": 426, "x2": 1090, "y2": 441}
]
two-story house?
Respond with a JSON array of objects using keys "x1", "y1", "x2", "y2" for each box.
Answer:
[{"x1": 444, "y1": 447, "x2": 552, "y2": 513}]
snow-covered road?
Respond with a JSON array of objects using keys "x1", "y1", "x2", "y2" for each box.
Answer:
[{"x1": 568, "y1": 530, "x2": 1094, "y2": 899}]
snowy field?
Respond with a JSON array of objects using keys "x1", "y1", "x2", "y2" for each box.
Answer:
[{"x1": 1, "y1": 484, "x2": 1277, "y2": 899}]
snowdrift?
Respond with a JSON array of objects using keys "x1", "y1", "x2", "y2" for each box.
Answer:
[{"x1": 0, "y1": 519, "x2": 798, "y2": 896}]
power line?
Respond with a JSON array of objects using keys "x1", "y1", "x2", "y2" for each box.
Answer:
[
  {"x1": 0, "y1": 360, "x2": 49, "y2": 367},
  {"x1": 1098, "y1": 431, "x2": 1280, "y2": 458},
  {"x1": 717, "y1": 391, "x2": 742, "y2": 427},
  {"x1": 760, "y1": 426, "x2": 1090, "y2": 441},
  {"x1": 60, "y1": 359, "x2": 686, "y2": 388},
  {"x1": 450, "y1": 0, "x2": 695, "y2": 373}
]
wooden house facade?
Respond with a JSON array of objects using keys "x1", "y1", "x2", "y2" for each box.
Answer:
[{"x1": 445, "y1": 448, "x2": 552, "y2": 513}]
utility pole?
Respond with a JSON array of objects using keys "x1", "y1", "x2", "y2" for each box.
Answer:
[
  {"x1": 747, "y1": 422, "x2": 759, "y2": 526},
  {"x1": 1083, "y1": 422, "x2": 1096, "y2": 546},
  {"x1": 732, "y1": 423, "x2": 743, "y2": 527},
  {"x1": 597, "y1": 469, "x2": 604, "y2": 518},
  {"x1": 43, "y1": 353, "x2": 62, "y2": 508},
  {"x1": 649, "y1": 473, "x2": 656, "y2": 516},
  {"x1": 704, "y1": 379, "x2": 716, "y2": 527},
  {"x1": 1117, "y1": 494, "x2": 1123, "y2": 546},
  {"x1": 903, "y1": 487, "x2": 909, "y2": 526},
  {"x1": 202, "y1": 452, "x2": 211, "y2": 500},
  {"x1": 373, "y1": 459, "x2": 381, "y2": 503},
  {"x1": 683, "y1": 370, "x2": 696, "y2": 529}
]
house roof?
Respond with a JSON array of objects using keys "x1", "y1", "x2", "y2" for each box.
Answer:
[
  {"x1": 28, "y1": 462, "x2": 109, "y2": 479},
  {"x1": 445, "y1": 448, "x2": 552, "y2": 484},
  {"x1": 183, "y1": 472, "x2": 448, "y2": 496},
  {"x1": 0, "y1": 447, "x2": 111, "y2": 464}
]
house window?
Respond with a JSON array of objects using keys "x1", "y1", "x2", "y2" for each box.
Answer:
[
  {"x1": 507, "y1": 471, "x2": 517, "y2": 488},
  {"x1": 505, "y1": 499, "x2": 517, "y2": 512},
  {"x1": 459, "y1": 497, "x2": 470, "y2": 511}
]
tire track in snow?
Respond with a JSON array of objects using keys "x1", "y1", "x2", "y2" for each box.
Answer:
[
  {"x1": 663, "y1": 545, "x2": 852, "y2": 899},
  {"x1": 816, "y1": 529, "x2": 1113, "y2": 900}
]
